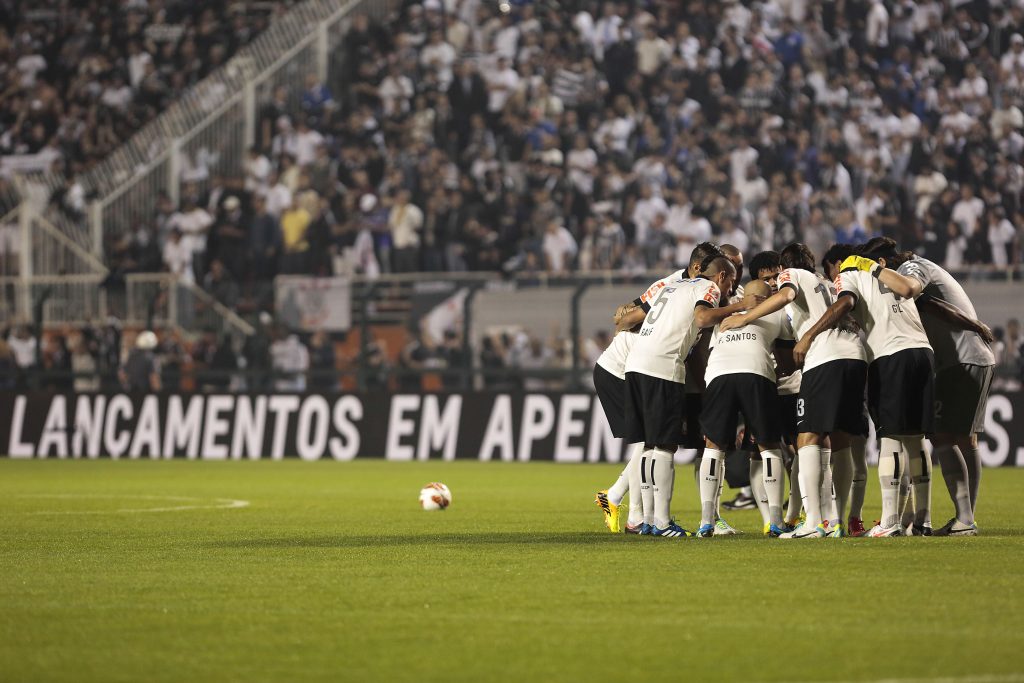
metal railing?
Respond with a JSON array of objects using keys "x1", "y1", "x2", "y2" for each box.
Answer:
[
  {"x1": 124, "y1": 274, "x2": 255, "y2": 338},
  {"x1": 1, "y1": 0, "x2": 402, "y2": 281},
  {"x1": 81, "y1": 0, "x2": 400, "y2": 250}
]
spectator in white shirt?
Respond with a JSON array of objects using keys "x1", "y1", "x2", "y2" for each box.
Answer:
[
  {"x1": 719, "y1": 217, "x2": 750, "y2": 255},
  {"x1": 951, "y1": 184, "x2": 985, "y2": 234},
  {"x1": 271, "y1": 332, "x2": 310, "y2": 392},
  {"x1": 264, "y1": 172, "x2": 293, "y2": 219},
  {"x1": 293, "y1": 118, "x2": 325, "y2": 167},
  {"x1": 636, "y1": 24, "x2": 671, "y2": 77},
  {"x1": 420, "y1": 30, "x2": 457, "y2": 89},
  {"x1": 162, "y1": 228, "x2": 195, "y2": 284},
  {"x1": 378, "y1": 63, "x2": 415, "y2": 117},
  {"x1": 389, "y1": 190, "x2": 424, "y2": 273},
  {"x1": 866, "y1": 0, "x2": 890, "y2": 49},
  {"x1": 486, "y1": 57, "x2": 519, "y2": 114},
  {"x1": 631, "y1": 184, "x2": 668, "y2": 245},
  {"x1": 987, "y1": 208, "x2": 1018, "y2": 267},
  {"x1": 543, "y1": 221, "x2": 578, "y2": 274},
  {"x1": 7, "y1": 325, "x2": 37, "y2": 369}
]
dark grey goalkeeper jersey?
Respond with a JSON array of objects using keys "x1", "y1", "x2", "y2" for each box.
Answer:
[{"x1": 897, "y1": 256, "x2": 995, "y2": 370}]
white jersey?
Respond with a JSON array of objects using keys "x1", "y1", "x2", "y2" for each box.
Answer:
[
  {"x1": 705, "y1": 308, "x2": 793, "y2": 385},
  {"x1": 898, "y1": 256, "x2": 995, "y2": 370},
  {"x1": 836, "y1": 268, "x2": 931, "y2": 361},
  {"x1": 625, "y1": 276, "x2": 722, "y2": 383},
  {"x1": 777, "y1": 268, "x2": 866, "y2": 371},
  {"x1": 595, "y1": 330, "x2": 636, "y2": 380}
]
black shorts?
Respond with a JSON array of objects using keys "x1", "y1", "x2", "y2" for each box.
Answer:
[
  {"x1": 593, "y1": 364, "x2": 627, "y2": 439},
  {"x1": 777, "y1": 394, "x2": 800, "y2": 441},
  {"x1": 682, "y1": 392, "x2": 704, "y2": 448},
  {"x1": 867, "y1": 348, "x2": 936, "y2": 437},
  {"x1": 623, "y1": 372, "x2": 687, "y2": 446},
  {"x1": 935, "y1": 363, "x2": 993, "y2": 435},
  {"x1": 798, "y1": 359, "x2": 869, "y2": 437},
  {"x1": 701, "y1": 373, "x2": 781, "y2": 448}
]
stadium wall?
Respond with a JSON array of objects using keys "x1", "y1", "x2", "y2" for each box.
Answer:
[{"x1": 2, "y1": 391, "x2": 1023, "y2": 466}]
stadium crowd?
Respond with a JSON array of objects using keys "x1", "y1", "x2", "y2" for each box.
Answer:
[
  {"x1": 0, "y1": 0, "x2": 298, "y2": 178},
  {"x1": 91, "y1": 0, "x2": 1024, "y2": 309}
]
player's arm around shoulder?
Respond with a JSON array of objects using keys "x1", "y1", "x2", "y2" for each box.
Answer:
[
  {"x1": 792, "y1": 292, "x2": 856, "y2": 366},
  {"x1": 694, "y1": 284, "x2": 765, "y2": 329},
  {"x1": 719, "y1": 285, "x2": 795, "y2": 332},
  {"x1": 918, "y1": 297, "x2": 995, "y2": 343}
]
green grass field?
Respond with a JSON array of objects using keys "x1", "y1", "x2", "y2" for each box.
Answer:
[{"x1": 2, "y1": 460, "x2": 1023, "y2": 683}]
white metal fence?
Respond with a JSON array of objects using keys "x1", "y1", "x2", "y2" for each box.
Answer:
[{"x1": 81, "y1": 0, "x2": 400, "y2": 250}]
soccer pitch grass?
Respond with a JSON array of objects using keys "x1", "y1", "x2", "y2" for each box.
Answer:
[{"x1": 2, "y1": 461, "x2": 1023, "y2": 683}]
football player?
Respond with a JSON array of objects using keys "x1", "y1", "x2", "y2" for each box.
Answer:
[
  {"x1": 698, "y1": 278, "x2": 796, "y2": 537},
  {"x1": 593, "y1": 248, "x2": 706, "y2": 534},
  {"x1": 614, "y1": 256, "x2": 755, "y2": 536}
]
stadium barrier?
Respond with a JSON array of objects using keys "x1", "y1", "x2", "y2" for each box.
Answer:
[{"x1": 2, "y1": 390, "x2": 1023, "y2": 466}]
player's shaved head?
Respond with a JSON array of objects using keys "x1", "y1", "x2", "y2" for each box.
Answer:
[
  {"x1": 744, "y1": 278, "x2": 772, "y2": 299},
  {"x1": 701, "y1": 255, "x2": 735, "y2": 277},
  {"x1": 720, "y1": 244, "x2": 744, "y2": 285},
  {"x1": 780, "y1": 243, "x2": 816, "y2": 273}
]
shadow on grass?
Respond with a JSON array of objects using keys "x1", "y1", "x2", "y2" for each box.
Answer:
[
  {"x1": 207, "y1": 528, "x2": 1022, "y2": 550},
  {"x1": 208, "y1": 531, "x2": 756, "y2": 549}
]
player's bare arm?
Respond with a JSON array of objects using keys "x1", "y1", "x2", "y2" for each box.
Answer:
[
  {"x1": 792, "y1": 295, "x2": 855, "y2": 366},
  {"x1": 918, "y1": 297, "x2": 996, "y2": 343},
  {"x1": 614, "y1": 305, "x2": 645, "y2": 332},
  {"x1": 693, "y1": 291, "x2": 765, "y2": 329},
  {"x1": 876, "y1": 267, "x2": 923, "y2": 299},
  {"x1": 613, "y1": 302, "x2": 637, "y2": 325},
  {"x1": 719, "y1": 287, "x2": 794, "y2": 332}
]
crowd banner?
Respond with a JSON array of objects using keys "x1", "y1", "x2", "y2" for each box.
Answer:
[
  {"x1": 274, "y1": 277, "x2": 352, "y2": 332},
  {"x1": 1, "y1": 391, "x2": 1023, "y2": 465}
]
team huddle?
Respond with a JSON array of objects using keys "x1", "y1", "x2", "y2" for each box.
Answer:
[{"x1": 593, "y1": 237, "x2": 995, "y2": 539}]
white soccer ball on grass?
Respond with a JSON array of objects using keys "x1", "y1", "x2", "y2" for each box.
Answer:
[{"x1": 418, "y1": 482, "x2": 452, "y2": 511}]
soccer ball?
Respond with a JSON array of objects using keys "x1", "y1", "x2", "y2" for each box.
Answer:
[{"x1": 419, "y1": 482, "x2": 452, "y2": 511}]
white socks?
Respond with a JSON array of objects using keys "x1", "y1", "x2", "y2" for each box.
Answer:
[
  {"x1": 761, "y1": 449, "x2": 785, "y2": 527},
  {"x1": 787, "y1": 452, "x2": 802, "y2": 522},
  {"x1": 749, "y1": 458, "x2": 770, "y2": 526},
  {"x1": 713, "y1": 454, "x2": 726, "y2": 519},
  {"x1": 878, "y1": 437, "x2": 906, "y2": 529},
  {"x1": 640, "y1": 450, "x2": 656, "y2": 525},
  {"x1": 699, "y1": 448, "x2": 723, "y2": 526},
  {"x1": 831, "y1": 447, "x2": 854, "y2": 526},
  {"x1": 607, "y1": 443, "x2": 641, "y2": 506},
  {"x1": 797, "y1": 445, "x2": 824, "y2": 528},
  {"x1": 850, "y1": 438, "x2": 868, "y2": 519},
  {"x1": 935, "y1": 444, "x2": 973, "y2": 525},
  {"x1": 820, "y1": 447, "x2": 837, "y2": 526},
  {"x1": 908, "y1": 440, "x2": 932, "y2": 528},
  {"x1": 651, "y1": 448, "x2": 675, "y2": 529}
]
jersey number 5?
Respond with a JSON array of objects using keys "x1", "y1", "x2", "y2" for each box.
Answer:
[{"x1": 645, "y1": 286, "x2": 676, "y2": 325}]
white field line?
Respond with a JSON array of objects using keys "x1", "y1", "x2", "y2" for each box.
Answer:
[
  {"x1": 790, "y1": 675, "x2": 1024, "y2": 683},
  {"x1": 11, "y1": 493, "x2": 250, "y2": 514}
]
